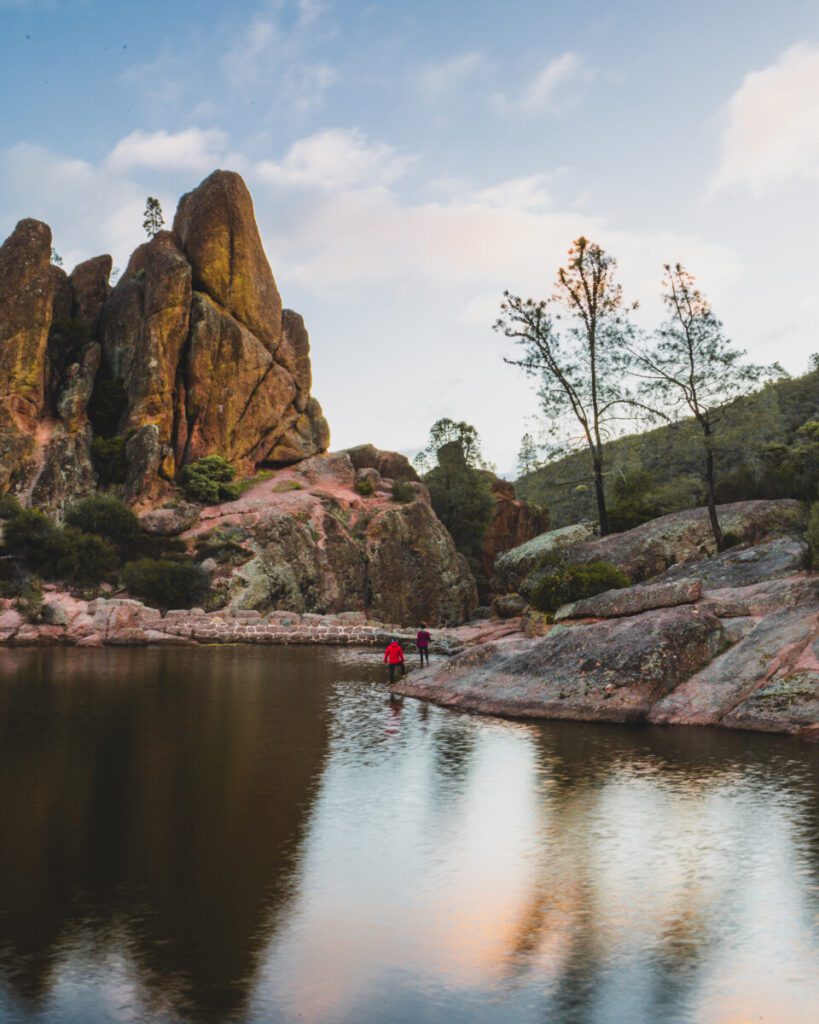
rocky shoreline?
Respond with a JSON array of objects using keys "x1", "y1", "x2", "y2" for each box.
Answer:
[
  {"x1": 396, "y1": 505, "x2": 819, "y2": 741},
  {"x1": 0, "y1": 595, "x2": 518, "y2": 652}
]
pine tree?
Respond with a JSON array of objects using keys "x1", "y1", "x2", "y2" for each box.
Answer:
[
  {"x1": 516, "y1": 433, "x2": 539, "y2": 477},
  {"x1": 143, "y1": 197, "x2": 165, "y2": 238}
]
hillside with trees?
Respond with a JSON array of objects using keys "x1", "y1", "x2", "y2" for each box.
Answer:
[{"x1": 516, "y1": 364, "x2": 819, "y2": 529}]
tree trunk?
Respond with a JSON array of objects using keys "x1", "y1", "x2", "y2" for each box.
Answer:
[
  {"x1": 703, "y1": 423, "x2": 724, "y2": 552},
  {"x1": 593, "y1": 459, "x2": 609, "y2": 536}
]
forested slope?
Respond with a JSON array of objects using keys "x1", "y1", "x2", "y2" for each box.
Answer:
[{"x1": 516, "y1": 368, "x2": 819, "y2": 529}]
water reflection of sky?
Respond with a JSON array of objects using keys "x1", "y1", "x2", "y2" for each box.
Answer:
[
  {"x1": 0, "y1": 647, "x2": 817, "y2": 1024},
  {"x1": 247, "y1": 682, "x2": 819, "y2": 1024}
]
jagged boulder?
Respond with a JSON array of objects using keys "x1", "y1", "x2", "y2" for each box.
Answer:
[
  {"x1": 343, "y1": 444, "x2": 420, "y2": 482},
  {"x1": 173, "y1": 169, "x2": 283, "y2": 351},
  {"x1": 69, "y1": 255, "x2": 112, "y2": 334},
  {"x1": 0, "y1": 219, "x2": 55, "y2": 491},
  {"x1": 481, "y1": 477, "x2": 548, "y2": 584},
  {"x1": 180, "y1": 292, "x2": 296, "y2": 467},
  {"x1": 363, "y1": 500, "x2": 477, "y2": 625},
  {"x1": 101, "y1": 231, "x2": 191, "y2": 460}
]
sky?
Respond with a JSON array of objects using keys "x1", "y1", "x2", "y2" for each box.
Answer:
[{"x1": 2, "y1": 0, "x2": 819, "y2": 475}]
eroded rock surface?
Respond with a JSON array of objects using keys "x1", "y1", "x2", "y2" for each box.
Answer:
[
  {"x1": 402, "y1": 509, "x2": 819, "y2": 738},
  {"x1": 186, "y1": 452, "x2": 477, "y2": 625},
  {"x1": 0, "y1": 170, "x2": 330, "y2": 507}
]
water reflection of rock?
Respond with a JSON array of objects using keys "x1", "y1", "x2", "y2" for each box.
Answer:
[{"x1": 0, "y1": 646, "x2": 349, "y2": 1021}]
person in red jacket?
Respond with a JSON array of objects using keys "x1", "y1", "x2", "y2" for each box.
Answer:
[{"x1": 383, "y1": 638, "x2": 405, "y2": 684}]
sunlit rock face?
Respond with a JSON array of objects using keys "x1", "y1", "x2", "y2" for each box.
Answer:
[{"x1": 0, "y1": 170, "x2": 330, "y2": 510}]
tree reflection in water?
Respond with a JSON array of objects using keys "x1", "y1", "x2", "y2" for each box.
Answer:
[{"x1": 0, "y1": 647, "x2": 817, "y2": 1024}]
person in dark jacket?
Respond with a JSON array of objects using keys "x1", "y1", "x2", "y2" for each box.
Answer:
[
  {"x1": 383, "y1": 638, "x2": 405, "y2": 684},
  {"x1": 416, "y1": 623, "x2": 431, "y2": 666}
]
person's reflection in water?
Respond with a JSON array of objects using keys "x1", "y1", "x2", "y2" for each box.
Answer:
[{"x1": 385, "y1": 693, "x2": 404, "y2": 738}]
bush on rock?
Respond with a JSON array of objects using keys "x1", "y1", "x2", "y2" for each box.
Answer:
[
  {"x1": 530, "y1": 560, "x2": 631, "y2": 615},
  {"x1": 56, "y1": 529, "x2": 119, "y2": 589},
  {"x1": 123, "y1": 558, "x2": 209, "y2": 610},
  {"x1": 179, "y1": 456, "x2": 240, "y2": 504},
  {"x1": 65, "y1": 495, "x2": 140, "y2": 550}
]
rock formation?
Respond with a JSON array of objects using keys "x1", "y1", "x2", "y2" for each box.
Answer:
[
  {"x1": 187, "y1": 450, "x2": 477, "y2": 625},
  {"x1": 0, "y1": 170, "x2": 329, "y2": 511},
  {"x1": 481, "y1": 477, "x2": 548, "y2": 588},
  {"x1": 397, "y1": 499, "x2": 819, "y2": 739},
  {"x1": 493, "y1": 499, "x2": 807, "y2": 597}
]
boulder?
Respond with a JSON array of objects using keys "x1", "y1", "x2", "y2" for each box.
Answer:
[
  {"x1": 492, "y1": 593, "x2": 528, "y2": 618},
  {"x1": 396, "y1": 604, "x2": 728, "y2": 722},
  {"x1": 481, "y1": 479, "x2": 549, "y2": 584},
  {"x1": 100, "y1": 231, "x2": 192, "y2": 456},
  {"x1": 343, "y1": 444, "x2": 420, "y2": 482},
  {"x1": 574, "y1": 500, "x2": 807, "y2": 582},
  {"x1": 180, "y1": 291, "x2": 296, "y2": 469},
  {"x1": 29, "y1": 423, "x2": 96, "y2": 512},
  {"x1": 355, "y1": 467, "x2": 381, "y2": 490},
  {"x1": 173, "y1": 169, "x2": 282, "y2": 351},
  {"x1": 724, "y1": 671, "x2": 819, "y2": 735},
  {"x1": 701, "y1": 575, "x2": 818, "y2": 617},
  {"x1": 555, "y1": 578, "x2": 702, "y2": 621},
  {"x1": 221, "y1": 459, "x2": 478, "y2": 625},
  {"x1": 2, "y1": 171, "x2": 331, "y2": 502},
  {"x1": 364, "y1": 499, "x2": 478, "y2": 626},
  {"x1": 493, "y1": 522, "x2": 596, "y2": 594},
  {"x1": 277, "y1": 309, "x2": 312, "y2": 400},
  {"x1": 139, "y1": 503, "x2": 201, "y2": 536},
  {"x1": 233, "y1": 506, "x2": 367, "y2": 614},
  {"x1": 649, "y1": 535, "x2": 809, "y2": 590},
  {"x1": 69, "y1": 255, "x2": 112, "y2": 335},
  {"x1": 649, "y1": 605, "x2": 819, "y2": 726}
]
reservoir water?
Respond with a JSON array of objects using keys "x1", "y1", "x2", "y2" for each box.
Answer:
[{"x1": 0, "y1": 645, "x2": 817, "y2": 1024}]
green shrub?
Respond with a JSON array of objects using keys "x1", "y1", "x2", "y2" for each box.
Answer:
[
  {"x1": 390, "y1": 480, "x2": 415, "y2": 504},
  {"x1": 123, "y1": 558, "x2": 209, "y2": 611},
  {"x1": 65, "y1": 495, "x2": 139, "y2": 550},
  {"x1": 179, "y1": 455, "x2": 238, "y2": 504},
  {"x1": 808, "y1": 503, "x2": 819, "y2": 570},
  {"x1": 721, "y1": 531, "x2": 742, "y2": 549},
  {"x1": 56, "y1": 529, "x2": 119, "y2": 589},
  {"x1": 2, "y1": 510, "x2": 68, "y2": 574},
  {"x1": 0, "y1": 494, "x2": 22, "y2": 520},
  {"x1": 14, "y1": 577, "x2": 44, "y2": 622},
  {"x1": 354, "y1": 478, "x2": 375, "y2": 497},
  {"x1": 608, "y1": 470, "x2": 662, "y2": 533},
  {"x1": 0, "y1": 556, "x2": 25, "y2": 597},
  {"x1": 529, "y1": 560, "x2": 631, "y2": 615},
  {"x1": 91, "y1": 435, "x2": 127, "y2": 485}
]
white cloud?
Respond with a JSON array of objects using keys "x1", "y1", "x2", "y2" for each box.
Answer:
[
  {"x1": 221, "y1": 16, "x2": 280, "y2": 89},
  {"x1": 0, "y1": 143, "x2": 150, "y2": 272},
  {"x1": 106, "y1": 128, "x2": 231, "y2": 173},
  {"x1": 418, "y1": 52, "x2": 485, "y2": 101},
  {"x1": 492, "y1": 52, "x2": 595, "y2": 116},
  {"x1": 297, "y1": 0, "x2": 327, "y2": 27},
  {"x1": 256, "y1": 128, "x2": 413, "y2": 189},
  {"x1": 711, "y1": 43, "x2": 819, "y2": 194}
]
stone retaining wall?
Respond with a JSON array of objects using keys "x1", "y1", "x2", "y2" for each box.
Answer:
[{"x1": 0, "y1": 597, "x2": 466, "y2": 652}]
